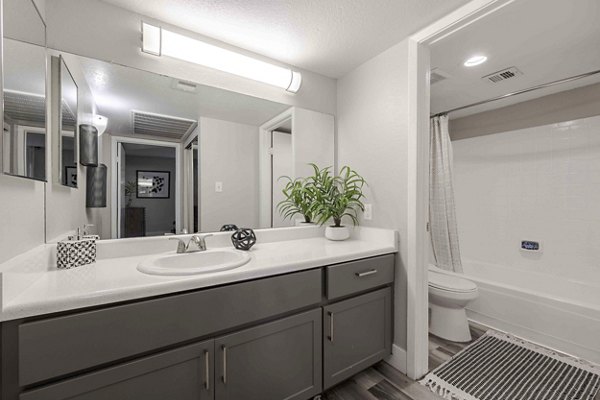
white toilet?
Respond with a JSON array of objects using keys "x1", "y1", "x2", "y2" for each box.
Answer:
[{"x1": 428, "y1": 265, "x2": 478, "y2": 342}]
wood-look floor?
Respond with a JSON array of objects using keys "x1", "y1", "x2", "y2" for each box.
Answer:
[
  {"x1": 322, "y1": 325, "x2": 485, "y2": 400},
  {"x1": 322, "y1": 324, "x2": 600, "y2": 400}
]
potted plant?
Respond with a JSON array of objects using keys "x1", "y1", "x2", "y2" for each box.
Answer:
[
  {"x1": 308, "y1": 164, "x2": 367, "y2": 241},
  {"x1": 277, "y1": 176, "x2": 315, "y2": 225}
]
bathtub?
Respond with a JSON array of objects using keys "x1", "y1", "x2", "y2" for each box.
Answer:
[{"x1": 437, "y1": 260, "x2": 600, "y2": 364}]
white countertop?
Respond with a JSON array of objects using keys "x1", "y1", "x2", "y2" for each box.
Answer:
[{"x1": 0, "y1": 227, "x2": 397, "y2": 321}]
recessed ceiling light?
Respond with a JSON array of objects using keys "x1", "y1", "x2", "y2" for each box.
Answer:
[{"x1": 464, "y1": 55, "x2": 487, "y2": 67}]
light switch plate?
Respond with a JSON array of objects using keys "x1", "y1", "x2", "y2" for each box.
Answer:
[{"x1": 215, "y1": 181, "x2": 223, "y2": 192}]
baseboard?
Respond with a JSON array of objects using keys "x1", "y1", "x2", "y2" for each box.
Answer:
[{"x1": 385, "y1": 344, "x2": 407, "y2": 373}]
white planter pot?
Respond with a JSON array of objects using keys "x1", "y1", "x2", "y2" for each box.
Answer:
[{"x1": 325, "y1": 226, "x2": 350, "y2": 241}]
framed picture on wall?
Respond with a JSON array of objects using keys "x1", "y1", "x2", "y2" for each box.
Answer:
[
  {"x1": 64, "y1": 166, "x2": 78, "y2": 188},
  {"x1": 136, "y1": 170, "x2": 170, "y2": 199}
]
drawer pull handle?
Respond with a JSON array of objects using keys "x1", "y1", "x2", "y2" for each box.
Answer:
[
  {"x1": 356, "y1": 269, "x2": 378, "y2": 277},
  {"x1": 222, "y1": 345, "x2": 227, "y2": 384},
  {"x1": 328, "y1": 312, "x2": 334, "y2": 342},
  {"x1": 204, "y1": 350, "x2": 210, "y2": 390}
]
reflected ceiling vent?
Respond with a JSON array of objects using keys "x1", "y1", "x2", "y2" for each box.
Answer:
[
  {"x1": 131, "y1": 110, "x2": 197, "y2": 139},
  {"x1": 61, "y1": 102, "x2": 77, "y2": 129},
  {"x1": 171, "y1": 79, "x2": 198, "y2": 93},
  {"x1": 482, "y1": 67, "x2": 523, "y2": 83},
  {"x1": 3, "y1": 90, "x2": 46, "y2": 125},
  {"x1": 430, "y1": 68, "x2": 450, "y2": 85}
]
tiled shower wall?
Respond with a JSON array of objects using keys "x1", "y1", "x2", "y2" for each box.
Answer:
[{"x1": 453, "y1": 114, "x2": 600, "y2": 282}]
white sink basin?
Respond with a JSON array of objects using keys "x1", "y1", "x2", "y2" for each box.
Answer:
[{"x1": 137, "y1": 249, "x2": 251, "y2": 276}]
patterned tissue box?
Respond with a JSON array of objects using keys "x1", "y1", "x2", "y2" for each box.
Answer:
[{"x1": 57, "y1": 236, "x2": 98, "y2": 269}]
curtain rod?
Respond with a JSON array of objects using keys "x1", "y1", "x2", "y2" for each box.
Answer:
[{"x1": 431, "y1": 68, "x2": 600, "y2": 118}]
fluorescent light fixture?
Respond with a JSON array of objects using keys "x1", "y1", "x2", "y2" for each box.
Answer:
[
  {"x1": 464, "y1": 55, "x2": 488, "y2": 67},
  {"x1": 141, "y1": 22, "x2": 302, "y2": 93}
]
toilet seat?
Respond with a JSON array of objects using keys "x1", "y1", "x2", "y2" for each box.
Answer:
[{"x1": 428, "y1": 267, "x2": 477, "y2": 293}]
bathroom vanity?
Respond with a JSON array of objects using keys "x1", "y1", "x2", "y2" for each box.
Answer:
[{"x1": 0, "y1": 230, "x2": 396, "y2": 400}]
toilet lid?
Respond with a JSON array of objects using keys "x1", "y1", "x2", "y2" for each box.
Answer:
[{"x1": 429, "y1": 271, "x2": 477, "y2": 293}]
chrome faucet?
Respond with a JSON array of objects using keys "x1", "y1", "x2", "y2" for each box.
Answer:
[{"x1": 169, "y1": 234, "x2": 213, "y2": 254}]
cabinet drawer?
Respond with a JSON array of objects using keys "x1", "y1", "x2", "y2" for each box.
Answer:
[
  {"x1": 326, "y1": 254, "x2": 394, "y2": 299},
  {"x1": 18, "y1": 269, "x2": 322, "y2": 386},
  {"x1": 20, "y1": 340, "x2": 214, "y2": 400}
]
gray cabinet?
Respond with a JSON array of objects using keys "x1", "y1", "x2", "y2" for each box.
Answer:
[
  {"x1": 19, "y1": 340, "x2": 214, "y2": 400},
  {"x1": 323, "y1": 288, "x2": 392, "y2": 389},
  {"x1": 214, "y1": 308, "x2": 322, "y2": 400},
  {"x1": 18, "y1": 268, "x2": 321, "y2": 386},
  {"x1": 1, "y1": 254, "x2": 395, "y2": 400}
]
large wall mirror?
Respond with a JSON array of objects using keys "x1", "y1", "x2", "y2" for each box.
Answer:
[
  {"x1": 44, "y1": 51, "x2": 334, "y2": 240},
  {"x1": 57, "y1": 56, "x2": 79, "y2": 188},
  {"x1": 2, "y1": 0, "x2": 47, "y2": 181}
]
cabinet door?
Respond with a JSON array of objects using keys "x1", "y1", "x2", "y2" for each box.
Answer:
[
  {"x1": 214, "y1": 309, "x2": 322, "y2": 400},
  {"x1": 20, "y1": 340, "x2": 214, "y2": 400},
  {"x1": 323, "y1": 288, "x2": 392, "y2": 389}
]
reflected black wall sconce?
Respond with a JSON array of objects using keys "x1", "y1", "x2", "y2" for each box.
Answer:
[
  {"x1": 79, "y1": 124, "x2": 98, "y2": 166},
  {"x1": 86, "y1": 164, "x2": 107, "y2": 208}
]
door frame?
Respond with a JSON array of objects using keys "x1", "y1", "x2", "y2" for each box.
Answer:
[
  {"x1": 405, "y1": 0, "x2": 515, "y2": 379},
  {"x1": 110, "y1": 135, "x2": 182, "y2": 239},
  {"x1": 182, "y1": 129, "x2": 199, "y2": 233},
  {"x1": 258, "y1": 107, "x2": 294, "y2": 229}
]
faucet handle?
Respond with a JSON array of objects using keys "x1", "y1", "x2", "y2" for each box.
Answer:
[
  {"x1": 190, "y1": 234, "x2": 213, "y2": 251},
  {"x1": 169, "y1": 237, "x2": 188, "y2": 253}
]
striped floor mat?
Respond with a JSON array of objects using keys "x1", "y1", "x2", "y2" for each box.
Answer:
[{"x1": 420, "y1": 330, "x2": 600, "y2": 400}]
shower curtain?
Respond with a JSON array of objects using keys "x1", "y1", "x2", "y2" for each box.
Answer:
[{"x1": 429, "y1": 114, "x2": 463, "y2": 273}]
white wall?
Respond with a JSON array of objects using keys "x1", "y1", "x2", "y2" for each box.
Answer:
[
  {"x1": 0, "y1": 177, "x2": 45, "y2": 264},
  {"x1": 292, "y1": 108, "x2": 335, "y2": 177},
  {"x1": 454, "y1": 114, "x2": 600, "y2": 282},
  {"x1": 45, "y1": 0, "x2": 337, "y2": 116},
  {"x1": 199, "y1": 117, "x2": 259, "y2": 232},
  {"x1": 337, "y1": 40, "x2": 410, "y2": 350}
]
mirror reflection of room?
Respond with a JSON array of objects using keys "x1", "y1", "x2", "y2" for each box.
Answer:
[
  {"x1": 2, "y1": 0, "x2": 46, "y2": 181},
  {"x1": 41, "y1": 52, "x2": 334, "y2": 239}
]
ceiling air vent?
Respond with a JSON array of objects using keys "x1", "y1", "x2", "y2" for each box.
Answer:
[
  {"x1": 132, "y1": 110, "x2": 197, "y2": 140},
  {"x1": 482, "y1": 67, "x2": 523, "y2": 83},
  {"x1": 3, "y1": 90, "x2": 76, "y2": 128},
  {"x1": 430, "y1": 68, "x2": 450, "y2": 85},
  {"x1": 3, "y1": 90, "x2": 46, "y2": 125},
  {"x1": 171, "y1": 79, "x2": 198, "y2": 93}
]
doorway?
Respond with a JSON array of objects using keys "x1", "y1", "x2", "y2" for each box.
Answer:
[
  {"x1": 271, "y1": 128, "x2": 293, "y2": 228},
  {"x1": 111, "y1": 136, "x2": 182, "y2": 238},
  {"x1": 258, "y1": 108, "x2": 294, "y2": 228}
]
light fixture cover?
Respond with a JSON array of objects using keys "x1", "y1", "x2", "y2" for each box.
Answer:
[
  {"x1": 93, "y1": 115, "x2": 108, "y2": 136},
  {"x1": 464, "y1": 55, "x2": 488, "y2": 67},
  {"x1": 141, "y1": 22, "x2": 302, "y2": 93}
]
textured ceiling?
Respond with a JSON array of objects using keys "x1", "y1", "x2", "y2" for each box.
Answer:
[
  {"x1": 100, "y1": 0, "x2": 472, "y2": 78},
  {"x1": 59, "y1": 52, "x2": 289, "y2": 136},
  {"x1": 430, "y1": 0, "x2": 600, "y2": 118}
]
